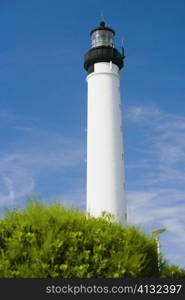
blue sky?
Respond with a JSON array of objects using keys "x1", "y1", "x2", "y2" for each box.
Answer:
[{"x1": 0, "y1": 0, "x2": 185, "y2": 267}]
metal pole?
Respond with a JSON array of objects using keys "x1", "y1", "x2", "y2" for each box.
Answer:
[
  {"x1": 152, "y1": 228, "x2": 166, "y2": 273},
  {"x1": 156, "y1": 237, "x2": 161, "y2": 272}
]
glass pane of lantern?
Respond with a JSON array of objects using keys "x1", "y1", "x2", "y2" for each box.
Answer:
[{"x1": 91, "y1": 30, "x2": 114, "y2": 48}]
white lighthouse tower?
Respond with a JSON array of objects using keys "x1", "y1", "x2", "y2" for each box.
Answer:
[{"x1": 84, "y1": 21, "x2": 127, "y2": 225}]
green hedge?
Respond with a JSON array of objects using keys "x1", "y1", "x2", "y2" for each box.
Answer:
[
  {"x1": 161, "y1": 264, "x2": 185, "y2": 278},
  {"x1": 0, "y1": 201, "x2": 160, "y2": 278}
]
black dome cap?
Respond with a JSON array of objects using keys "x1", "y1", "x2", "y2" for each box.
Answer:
[{"x1": 90, "y1": 21, "x2": 115, "y2": 36}]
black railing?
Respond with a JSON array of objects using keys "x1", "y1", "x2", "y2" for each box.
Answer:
[{"x1": 84, "y1": 46, "x2": 124, "y2": 71}]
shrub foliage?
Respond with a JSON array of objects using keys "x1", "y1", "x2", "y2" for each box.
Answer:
[
  {"x1": 0, "y1": 201, "x2": 164, "y2": 278},
  {"x1": 161, "y1": 264, "x2": 185, "y2": 278}
]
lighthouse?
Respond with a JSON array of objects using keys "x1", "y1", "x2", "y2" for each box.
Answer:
[{"x1": 84, "y1": 21, "x2": 126, "y2": 224}]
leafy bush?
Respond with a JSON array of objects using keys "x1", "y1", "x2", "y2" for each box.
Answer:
[
  {"x1": 0, "y1": 200, "x2": 159, "y2": 278},
  {"x1": 161, "y1": 264, "x2": 185, "y2": 278}
]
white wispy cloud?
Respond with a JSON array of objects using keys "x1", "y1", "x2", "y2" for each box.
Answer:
[
  {"x1": 126, "y1": 105, "x2": 161, "y2": 122},
  {"x1": 126, "y1": 105, "x2": 185, "y2": 266},
  {"x1": 2, "y1": 176, "x2": 16, "y2": 204},
  {"x1": 0, "y1": 110, "x2": 85, "y2": 208},
  {"x1": 126, "y1": 105, "x2": 185, "y2": 183}
]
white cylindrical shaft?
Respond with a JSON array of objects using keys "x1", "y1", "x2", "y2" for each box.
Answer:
[{"x1": 86, "y1": 62, "x2": 126, "y2": 224}]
